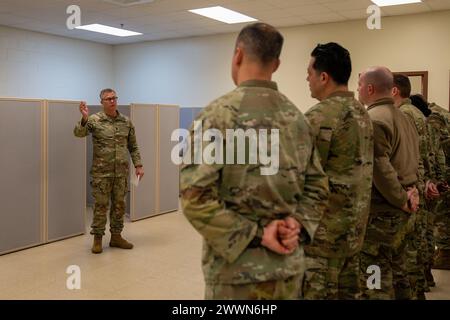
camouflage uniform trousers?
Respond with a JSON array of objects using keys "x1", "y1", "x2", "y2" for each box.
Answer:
[
  {"x1": 434, "y1": 192, "x2": 450, "y2": 250},
  {"x1": 405, "y1": 208, "x2": 427, "y2": 298},
  {"x1": 360, "y1": 240, "x2": 411, "y2": 300},
  {"x1": 205, "y1": 275, "x2": 301, "y2": 300},
  {"x1": 302, "y1": 254, "x2": 361, "y2": 300},
  {"x1": 90, "y1": 177, "x2": 128, "y2": 236},
  {"x1": 425, "y1": 199, "x2": 438, "y2": 263}
]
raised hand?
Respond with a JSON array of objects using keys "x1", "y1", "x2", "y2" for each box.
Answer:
[{"x1": 79, "y1": 101, "x2": 89, "y2": 121}]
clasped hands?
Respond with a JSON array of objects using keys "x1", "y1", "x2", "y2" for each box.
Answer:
[
  {"x1": 402, "y1": 186, "x2": 419, "y2": 213},
  {"x1": 403, "y1": 181, "x2": 447, "y2": 213},
  {"x1": 426, "y1": 180, "x2": 449, "y2": 200},
  {"x1": 261, "y1": 217, "x2": 302, "y2": 255}
]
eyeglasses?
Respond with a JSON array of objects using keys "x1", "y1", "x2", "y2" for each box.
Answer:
[{"x1": 102, "y1": 97, "x2": 118, "y2": 102}]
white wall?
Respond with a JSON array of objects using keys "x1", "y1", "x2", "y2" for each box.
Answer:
[
  {"x1": 1, "y1": 10, "x2": 449, "y2": 110},
  {"x1": 113, "y1": 34, "x2": 236, "y2": 108},
  {"x1": 0, "y1": 26, "x2": 113, "y2": 104},
  {"x1": 114, "y1": 10, "x2": 450, "y2": 112}
]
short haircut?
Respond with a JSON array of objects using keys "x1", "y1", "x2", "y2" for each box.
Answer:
[
  {"x1": 236, "y1": 23, "x2": 284, "y2": 65},
  {"x1": 410, "y1": 94, "x2": 431, "y2": 117},
  {"x1": 311, "y1": 42, "x2": 352, "y2": 85},
  {"x1": 363, "y1": 67, "x2": 393, "y2": 94},
  {"x1": 99, "y1": 88, "x2": 116, "y2": 100},
  {"x1": 393, "y1": 74, "x2": 412, "y2": 98}
]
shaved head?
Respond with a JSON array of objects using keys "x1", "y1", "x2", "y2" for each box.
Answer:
[
  {"x1": 361, "y1": 67, "x2": 393, "y2": 95},
  {"x1": 358, "y1": 66, "x2": 394, "y2": 106}
]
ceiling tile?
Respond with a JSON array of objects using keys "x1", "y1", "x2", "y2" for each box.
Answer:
[
  {"x1": 0, "y1": 0, "x2": 447, "y2": 44},
  {"x1": 264, "y1": 0, "x2": 322, "y2": 8},
  {"x1": 381, "y1": 2, "x2": 431, "y2": 15},
  {"x1": 305, "y1": 12, "x2": 347, "y2": 24},
  {"x1": 226, "y1": 0, "x2": 276, "y2": 12},
  {"x1": 423, "y1": 0, "x2": 450, "y2": 10},
  {"x1": 263, "y1": 16, "x2": 310, "y2": 27},
  {"x1": 321, "y1": 0, "x2": 375, "y2": 11},
  {"x1": 283, "y1": 3, "x2": 334, "y2": 15},
  {"x1": 339, "y1": 8, "x2": 372, "y2": 20}
]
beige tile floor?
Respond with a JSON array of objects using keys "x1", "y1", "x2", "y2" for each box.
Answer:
[
  {"x1": 1, "y1": 207, "x2": 449, "y2": 300},
  {"x1": 0, "y1": 208, "x2": 204, "y2": 300}
]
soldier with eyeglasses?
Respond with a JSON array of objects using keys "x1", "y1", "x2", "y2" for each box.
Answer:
[{"x1": 74, "y1": 88, "x2": 144, "y2": 254}]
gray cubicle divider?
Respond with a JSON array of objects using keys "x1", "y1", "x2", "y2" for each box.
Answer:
[
  {"x1": 85, "y1": 105, "x2": 131, "y2": 210},
  {"x1": 179, "y1": 107, "x2": 203, "y2": 130},
  {"x1": 158, "y1": 105, "x2": 180, "y2": 214},
  {"x1": 192, "y1": 107, "x2": 202, "y2": 123},
  {"x1": 129, "y1": 104, "x2": 179, "y2": 221},
  {"x1": 130, "y1": 104, "x2": 158, "y2": 220},
  {"x1": 0, "y1": 98, "x2": 44, "y2": 255},
  {"x1": 46, "y1": 100, "x2": 86, "y2": 242}
]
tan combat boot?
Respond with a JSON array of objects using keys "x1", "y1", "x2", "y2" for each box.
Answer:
[
  {"x1": 110, "y1": 233, "x2": 133, "y2": 249},
  {"x1": 91, "y1": 235, "x2": 103, "y2": 254},
  {"x1": 433, "y1": 249, "x2": 450, "y2": 270}
]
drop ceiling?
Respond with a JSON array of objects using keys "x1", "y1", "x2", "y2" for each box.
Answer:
[{"x1": 0, "y1": 0, "x2": 449, "y2": 44}]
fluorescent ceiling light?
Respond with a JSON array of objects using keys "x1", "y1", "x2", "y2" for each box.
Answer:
[
  {"x1": 371, "y1": 0, "x2": 421, "y2": 7},
  {"x1": 188, "y1": 6, "x2": 257, "y2": 24},
  {"x1": 75, "y1": 24, "x2": 142, "y2": 37}
]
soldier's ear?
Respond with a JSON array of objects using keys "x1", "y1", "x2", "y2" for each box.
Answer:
[
  {"x1": 272, "y1": 59, "x2": 280, "y2": 73},
  {"x1": 392, "y1": 86, "x2": 399, "y2": 97},
  {"x1": 320, "y1": 72, "x2": 329, "y2": 84},
  {"x1": 234, "y1": 47, "x2": 244, "y2": 66}
]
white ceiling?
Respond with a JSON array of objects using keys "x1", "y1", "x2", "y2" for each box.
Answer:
[{"x1": 0, "y1": 0, "x2": 449, "y2": 45}]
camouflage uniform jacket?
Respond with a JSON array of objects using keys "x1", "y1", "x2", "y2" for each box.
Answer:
[
  {"x1": 363, "y1": 98, "x2": 419, "y2": 251},
  {"x1": 180, "y1": 80, "x2": 329, "y2": 285},
  {"x1": 74, "y1": 110, "x2": 142, "y2": 177},
  {"x1": 304, "y1": 91, "x2": 374, "y2": 258},
  {"x1": 428, "y1": 103, "x2": 450, "y2": 182}
]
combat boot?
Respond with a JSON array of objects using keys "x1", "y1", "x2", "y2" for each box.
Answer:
[
  {"x1": 110, "y1": 233, "x2": 133, "y2": 249},
  {"x1": 416, "y1": 291, "x2": 426, "y2": 300},
  {"x1": 433, "y1": 249, "x2": 450, "y2": 270},
  {"x1": 91, "y1": 235, "x2": 103, "y2": 254}
]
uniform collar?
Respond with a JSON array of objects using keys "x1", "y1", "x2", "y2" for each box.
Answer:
[
  {"x1": 99, "y1": 110, "x2": 126, "y2": 122},
  {"x1": 367, "y1": 97, "x2": 395, "y2": 111},
  {"x1": 238, "y1": 80, "x2": 278, "y2": 91},
  {"x1": 399, "y1": 98, "x2": 412, "y2": 107},
  {"x1": 325, "y1": 91, "x2": 355, "y2": 99}
]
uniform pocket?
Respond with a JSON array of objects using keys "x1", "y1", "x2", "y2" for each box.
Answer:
[
  {"x1": 91, "y1": 178, "x2": 111, "y2": 194},
  {"x1": 316, "y1": 127, "x2": 333, "y2": 161},
  {"x1": 318, "y1": 127, "x2": 332, "y2": 142}
]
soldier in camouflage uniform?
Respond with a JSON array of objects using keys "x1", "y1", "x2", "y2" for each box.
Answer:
[
  {"x1": 74, "y1": 89, "x2": 144, "y2": 254},
  {"x1": 410, "y1": 95, "x2": 450, "y2": 283},
  {"x1": 180, "y1": 23, "x2": 329, "y2": 300},
  {"x1": 358, "y1": 67, "x2": 420, "y2": 300},
  {"x1": 427, "y1": 101, "x2": 450, "y2": 270},
  {"x1": 392, "y1": 75, "x2": 437, "y2": 299},
  {"x1": 302, "y1": 43, "x2": 373, "y2": 300},
  {"x1": 409, "y1": 95, "x2": 442, "y2": 288}
]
